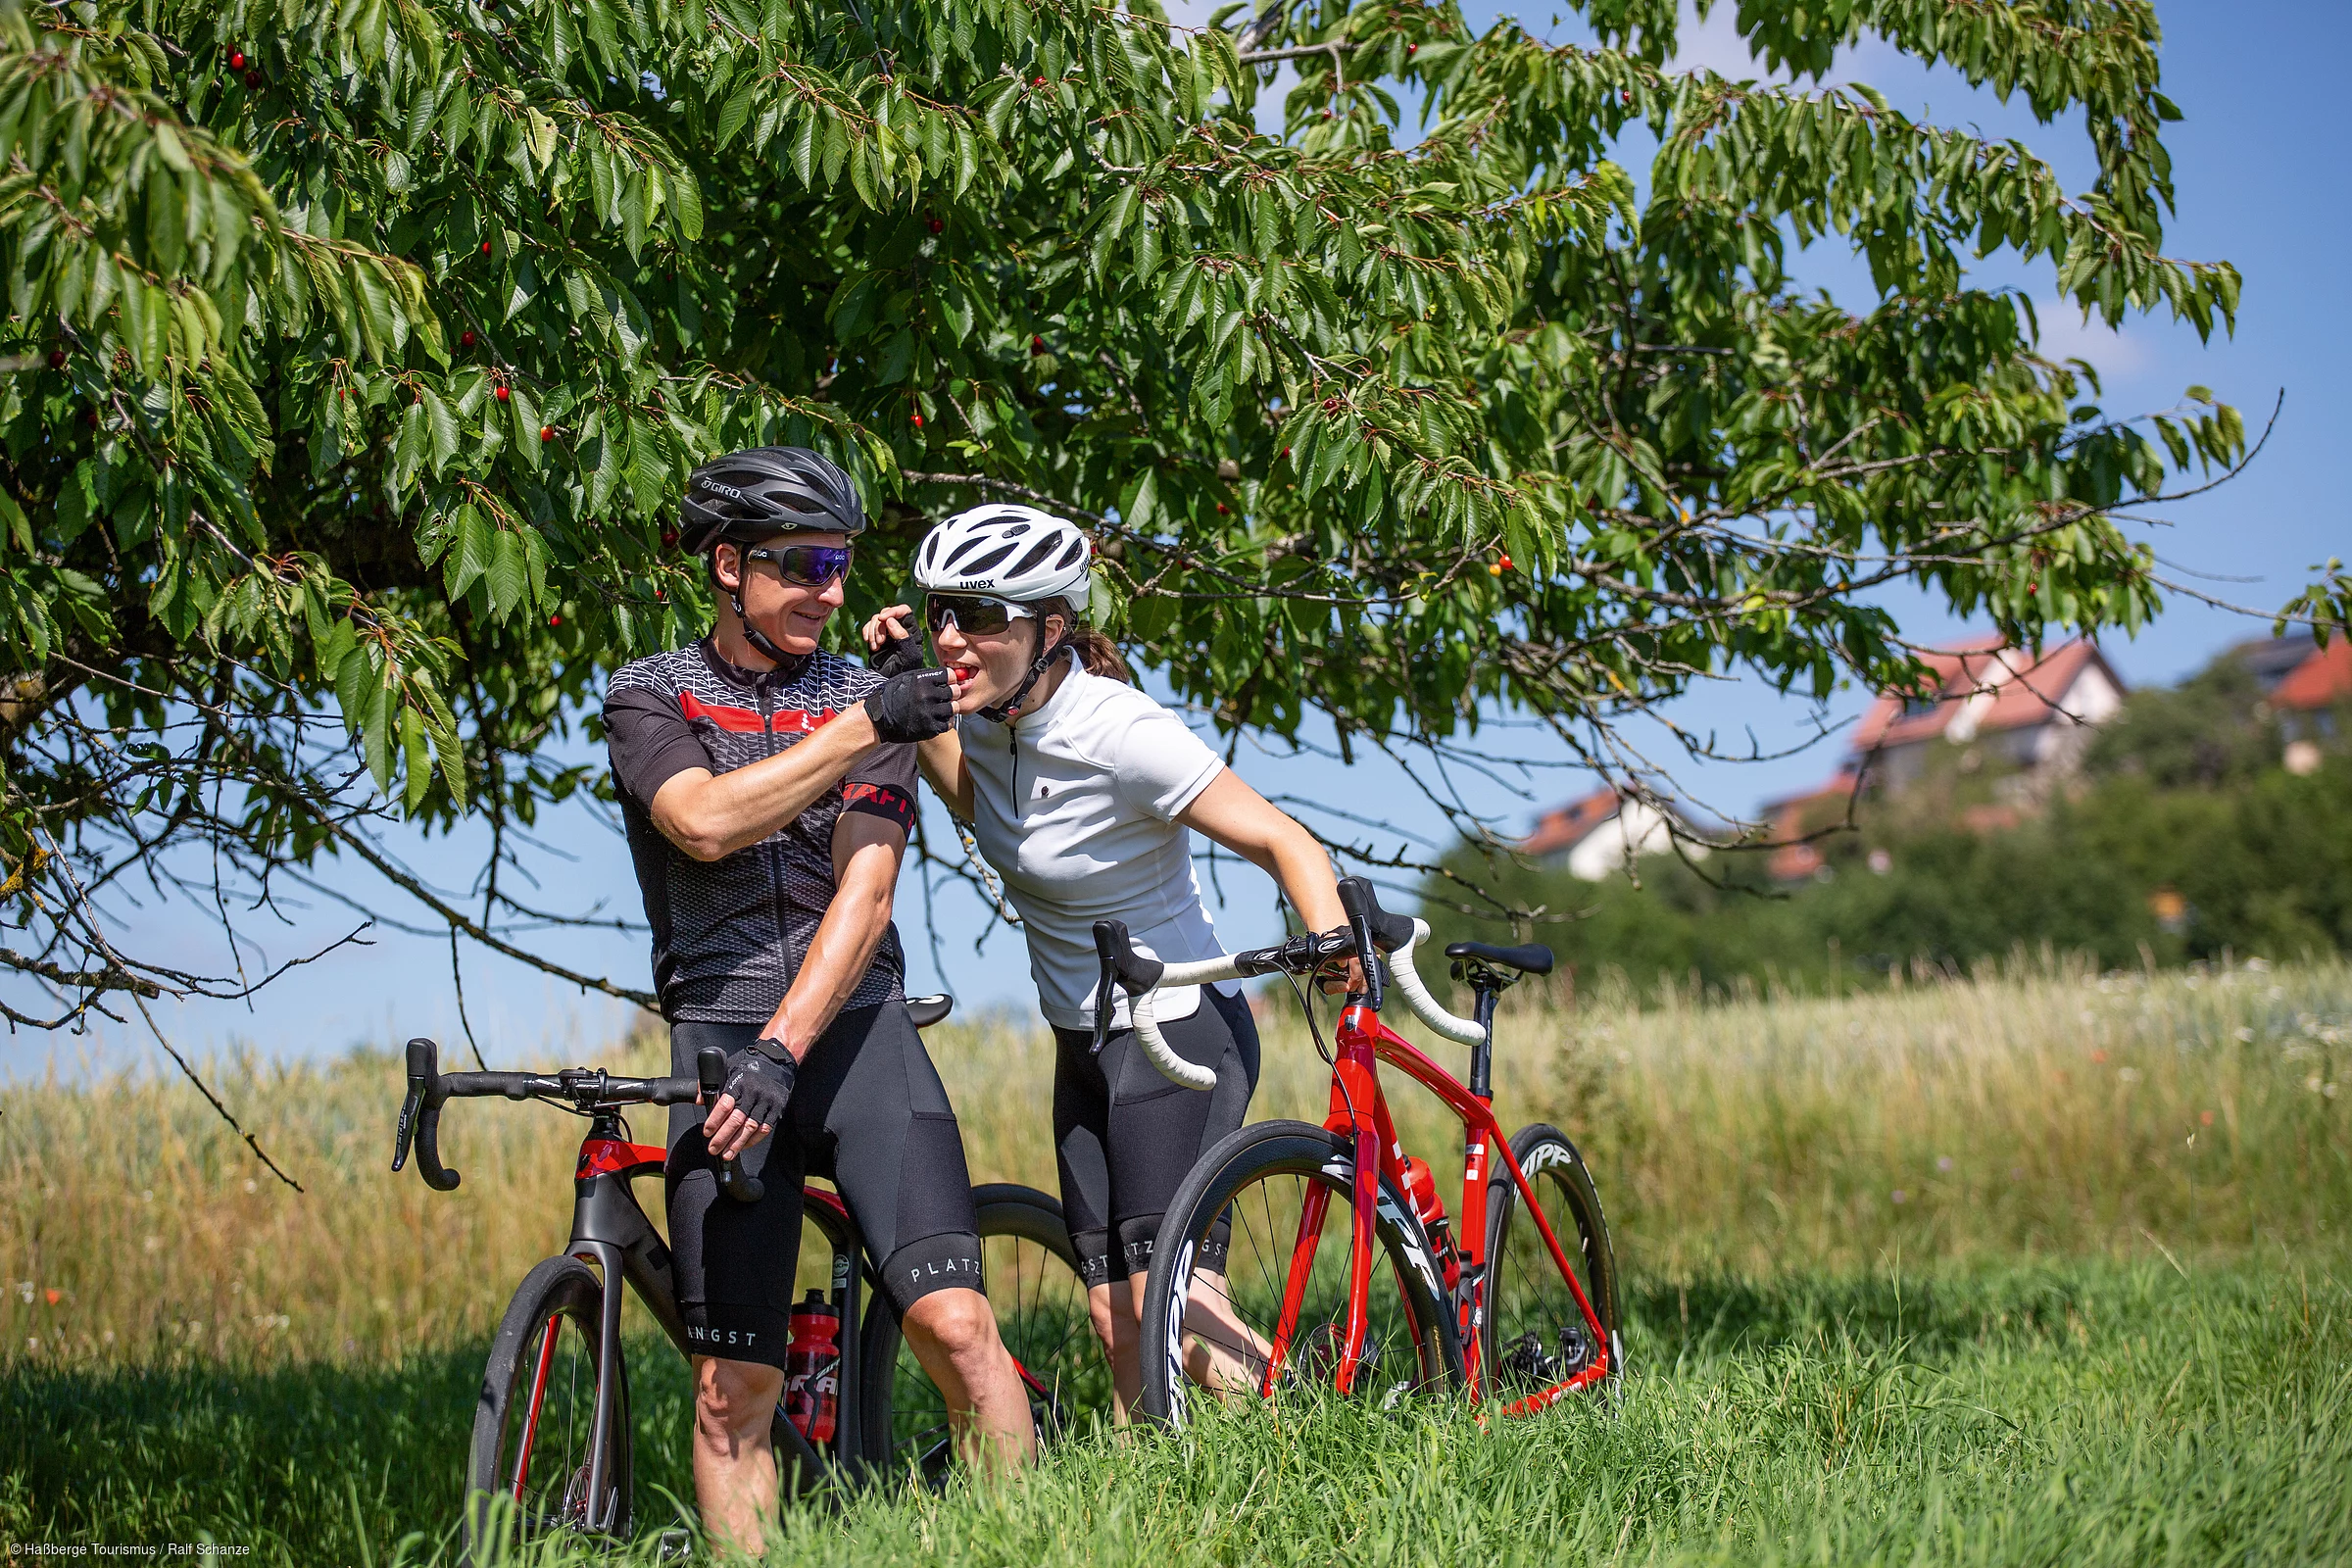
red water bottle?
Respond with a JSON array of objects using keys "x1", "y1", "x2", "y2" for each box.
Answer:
[
  {"x1": 1399, "y1": 1156, "x2": 1462, "y2": 1295},
  {"x1": 783, "y1": 1289, "x2": 840, "y2": 1445}
]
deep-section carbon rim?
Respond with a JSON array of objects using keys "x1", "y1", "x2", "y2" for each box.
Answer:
[
  {"x1": 464, "y1": 1255, "x2": 630, "y2": 1563},
  {"x1": 1138, "y1": 1119, "x2": 1463, "y2": 1427},
  {"x1": 1482, "y1": 1123, "x2": 1622, "y2": 1406}
]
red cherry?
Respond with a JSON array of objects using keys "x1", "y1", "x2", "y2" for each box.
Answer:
[
  {"x1": 2026, "y1": 582, "x2": 2037, "y2": 596},
  {"x1": 1498, "y1": 553, "x2": 1514, "y2": 570},
  {"x1": 1407, "y1": 42, "x2": 1417, "y2": 56},
  {"x1": 654, "y1": 587, "x2": 666, "y2": 602},
  {"x1": 661, "y1": 528, "x2": 680, "y2": 548},
  {"x1": 910, "y1": 412, "x2": 923, "y2": 428},
  {"x1": 244, "y1": 71, "x2": 262, "y2": 89},
  {"x1": 47, "y1": 349, "x2": 66, "y2": 369},
  {"x1": 1321, "y1": 397, "x2": 1340, "y2": 412},
  {"x1": 480, "y1": 240, "x2": 492, "y2": 255},
  {"x1": 494, "y1": 384, "x2": 511, "y2": 402},
  {"x1": 1215, "y1": 503, "x2": 1229, "y2": 514},
  {"x1": 926, "y1": 216, "x2": 943, "y2": 234},
  {"x1": 229, "y1": 51, "x2": 245, "y2": 70},
  {"x1": 1281, "y1": 446, "x2": 1292, "y2": 458},
  {"x1": 540, "y1": 425, "x2": 554, "y2": 442},
  {"x1": 1033, "y1": 75, "x2": 1047, "y2": 86},
  {"x1": 1030, "y1": 335, "x2": 1046, "y2": 355},
  {"x1": 460, "y1": 329, "x2": 476, "y2": 348},
  {"x1": 85, "y1": 409, "x2": 100, "y2": 428},
  {"x1": 548, "y1": 613, "x2": 562, "y2": 627}
]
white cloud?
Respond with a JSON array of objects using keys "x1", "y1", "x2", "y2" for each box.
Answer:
[{"x1": 2027, "y1": 296, "x2": 2151, "y2": 378}]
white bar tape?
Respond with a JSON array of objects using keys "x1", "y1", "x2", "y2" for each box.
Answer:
[
  {"x1": 1390, "y1": 919, "x2": 1489, "y2": 1046},
  {"x1": 1131, "y1": 990, "x2": 1217, "y2": 1090}
]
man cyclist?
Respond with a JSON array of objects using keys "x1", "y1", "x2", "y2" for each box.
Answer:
[{"x1": 602, "y1": 446, "x2": 1033, "y2": 1553}]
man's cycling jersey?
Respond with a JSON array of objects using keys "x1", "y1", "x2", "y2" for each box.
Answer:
[{"x1": 605, "y1": 638, "x2": 918, "y2": 1023}]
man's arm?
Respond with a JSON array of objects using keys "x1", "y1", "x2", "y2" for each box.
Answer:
[
  {"x1": 700, "y1": 808, "x2": 907, "y2": 1156},
  {"x1": 650, "y1": 709, "x2": 887, "y2": 862}
]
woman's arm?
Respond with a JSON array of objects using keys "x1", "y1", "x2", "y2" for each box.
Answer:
[
  {"x1": 914, "y1": 729, "x2": 974, "y2": 820},
  {"x1": 1175, "y1": 769, "x2": 1362, "y2": 986}
]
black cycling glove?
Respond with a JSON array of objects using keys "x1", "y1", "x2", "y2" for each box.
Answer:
[
  {"x1": 870, "y1": 628, "x2": 928, "y2": 679},
  {"x1": 717, "y1": 1038, "x2": 797, "y2": 1131},
  {"x1": 865, "y1": 666, "x2": 956, "y2": 742}
]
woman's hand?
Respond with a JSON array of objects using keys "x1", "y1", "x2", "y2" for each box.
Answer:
[{"x1": 862, "y1": 605, "x2": 927, "y2": 677}]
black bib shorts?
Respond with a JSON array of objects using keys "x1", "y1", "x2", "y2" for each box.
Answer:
[
  {"x1": 1050, "y1": 983, "x2": 1260, "y2": 1288},
  {"x1": 663, "y1": 1003, "x2": 984, "y2": 1368}
]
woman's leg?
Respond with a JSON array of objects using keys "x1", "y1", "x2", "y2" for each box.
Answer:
[
  {"x1": 1086, "y1": 1278, "x2": 1145, "y2": 1419},
  {"x1": 1102, "y1": 987, "x2": 1267, "y2": 1400}
]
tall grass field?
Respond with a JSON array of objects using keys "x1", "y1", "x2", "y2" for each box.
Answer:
[{"x1": 5, "y1": 956, "x2": 2349, "y2": 1564}]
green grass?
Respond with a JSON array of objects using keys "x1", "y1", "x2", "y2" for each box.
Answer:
[
  {"x1": 5, "y1": 959, "x2": 2350, "y2": 1563},
  {"x1": 6, "y1": 1253, "x2": 2348, "y2": 1565}
]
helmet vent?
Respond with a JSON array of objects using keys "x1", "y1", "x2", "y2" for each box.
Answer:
[
  {"x1": 958, "y1": 542, "x2": 1019, "y2": 578},
  {"x1": 1007, "y1": 538, "x2": 1060, "y2": 579},
  {"x1": 1054, "y1": 538, "x2": 1086, "y2": 569}
]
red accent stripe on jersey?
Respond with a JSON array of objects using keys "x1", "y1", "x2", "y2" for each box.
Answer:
[
  {"x1": 676, "y1": 693, "x2": 841, "y2": 735},
  {"x1": 677, "y1": 692, "x2": 766, "y2": 733},
  {"x1": 770, "y1": 707, "x2": 839, "y2": 735}
]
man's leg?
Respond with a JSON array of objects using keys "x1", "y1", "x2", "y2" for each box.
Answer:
[
  {"x1": 901, "y1": 1286, "x2": 1038, "y2": 1472},
  {"x1": 665, "y1": 1020, "x2": 807, "y2": 1554},
  {"x1": 805, "y1": 1002, "x2": 1032, "y2": 1475},
  {"x1": 691, "y1": 1355, "x2": 784, "y2": 1557}
]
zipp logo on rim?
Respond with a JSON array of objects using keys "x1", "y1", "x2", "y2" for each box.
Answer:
[{"x1": 1162, "y1": 1239, "x2": 1198, "y2": 1426}]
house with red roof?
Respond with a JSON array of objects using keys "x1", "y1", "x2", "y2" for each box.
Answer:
[
  {"x1": 1521, "y1": 788, "x2": 1705, "y2": 881},
  {"x1": 1850, "y1": 636, "x2": 2127, "y2": 794},
  {"x1": 2273, "y1": 636, "x2": 2351, "y2": 772}
]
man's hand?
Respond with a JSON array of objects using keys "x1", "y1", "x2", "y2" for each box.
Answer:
[
  {"x1": 704, "y1": 1039, "x2": 796, "y2": 1159},
  {"x1": 865, "y1": 667, "x2": 956, "y2": 742},
  {"x1": 862, "y1": 605, "x2": 929, "y2": 677}
]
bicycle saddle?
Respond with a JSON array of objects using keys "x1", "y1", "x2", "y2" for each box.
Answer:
[
  {"x1": 906, "y1": 994, "x2": 956, "y2": 1029},
  {"x1": 1442, "y1": 941, "x2": 1555, "y2": 977}
]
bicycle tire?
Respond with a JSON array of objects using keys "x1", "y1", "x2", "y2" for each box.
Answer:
[
  {"x1": 464, "y1": 1254, "x2": 631, "y2": 1562},
  {"x1": 1137, "y1": 1119, "x2": 1463, "y2": 1427},
  {"x1": 859, "y1": 1183, "x2": 1109, "y2": 1482},
  {"x1": 1482, "y1": 1123, "x2": 1623, "y2": 1407}
]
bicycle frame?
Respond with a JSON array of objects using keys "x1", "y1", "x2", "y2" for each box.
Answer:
[
  {"x1": 534, "y1": 1111, "x2": 868, "y2": 1524},
  {"x1": 1281, "y1": 1003, "x2": 1612, "y2": 1409}
]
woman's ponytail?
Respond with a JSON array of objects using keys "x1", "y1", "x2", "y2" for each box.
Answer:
[{"x1": 1048, "y1": 601, "x2": 1131, "y2": 683}]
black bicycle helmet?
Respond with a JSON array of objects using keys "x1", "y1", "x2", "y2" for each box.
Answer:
[{"x1": 678, "y1": 446, "x2": 864, "y2": 554}]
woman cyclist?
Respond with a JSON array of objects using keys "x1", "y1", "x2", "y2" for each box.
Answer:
[{"x1": 862, "y1": 504, "x2": 1357, "y2": 1417}]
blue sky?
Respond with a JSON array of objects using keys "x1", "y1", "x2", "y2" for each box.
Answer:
[{"x1": 10, "y1": 0, "x2": 2344, "y2": 1078}]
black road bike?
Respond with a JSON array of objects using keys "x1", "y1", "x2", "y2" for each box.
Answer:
[{"x1": 391, "y1": 1000, "x2": 1108, "y2": 1562}]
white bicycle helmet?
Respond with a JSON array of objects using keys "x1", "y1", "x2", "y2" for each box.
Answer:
[{"x1": 912, "y1": 504, "x2": 1092, "y2": 604}]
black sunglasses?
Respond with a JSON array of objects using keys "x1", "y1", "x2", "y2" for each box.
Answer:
[
  {"x1": 740, "y1": 543, "x2": 853, "y2": 588},
  {"x1": 923, "y1": 594, "x2": 1038, "y2": 637}
]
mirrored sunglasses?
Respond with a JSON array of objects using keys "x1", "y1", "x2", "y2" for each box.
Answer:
[
  {"x1": 741, "y1": 543, "x2": 853, "y2": 587},
  {"x1": 923, "y1": 594, "x2": 1037, "y2": 637}
]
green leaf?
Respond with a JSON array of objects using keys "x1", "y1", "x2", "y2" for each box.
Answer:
[{"x1": 488, "y1": 527, "x2": 528, "y2": 620}]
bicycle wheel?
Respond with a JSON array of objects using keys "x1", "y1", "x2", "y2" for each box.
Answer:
[
  {"x1": 464, "y1": 1255, "x2": 631, "y2": 1562},
  {"x1": 860, "y1": 1183, "x2": 1109, "y2": 1482},
  {"x1": 1137, "y1": 1119, "x2": 1463, "y2": 1427},
  {"x1": 1482, "y1": 1123, "x2": 1623, "y2": 1408}
]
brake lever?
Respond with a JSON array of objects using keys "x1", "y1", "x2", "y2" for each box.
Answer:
[
  {"x1": 394, "y1": 1037, "x2": 461, "y2": 1191},
  {"x1": 1091, "y1": 943, "x2": 1117, "y2": 1056},
  {"x1": 696, "y1": 1045, "x2": 766, "y2": 1204}
]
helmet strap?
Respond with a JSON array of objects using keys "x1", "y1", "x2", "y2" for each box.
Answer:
[
  {"x1": 981, "y1": 619, "x2": 1073, "y2": 725},
  {"x1": 717, "y1": 546, "x2": 802, "y2": 671}
]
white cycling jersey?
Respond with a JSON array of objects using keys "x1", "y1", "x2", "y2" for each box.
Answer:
[{"x1": 957, "y1": 667, "x2": 1235, "y2": 1031}]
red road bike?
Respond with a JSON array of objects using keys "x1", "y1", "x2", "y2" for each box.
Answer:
[{"x1": 1094, "y1": 878, "x2": 1622, "y2": 1421}]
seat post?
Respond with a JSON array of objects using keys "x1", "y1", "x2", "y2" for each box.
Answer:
[{"x1": 1468, "y1": 983, "x2": 1501, "y2": 1102}]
